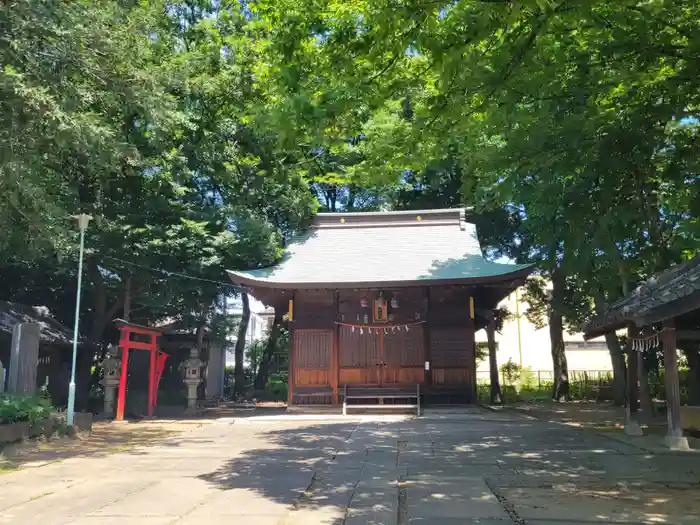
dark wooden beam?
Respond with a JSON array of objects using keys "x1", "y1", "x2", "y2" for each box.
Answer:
[
  {"x1": 662, "y1": 319, "x2": 690, "y2": 450},
  {"x1": 424, "y1": 287, "x2": 431, "y2": 387},
  {"x1": 676, "y1": 330, "x2": 700, "y2": 341},
  {"x1": 332, "y1": 290, "x2": 339, "y2": 404},
  {"x1": 625, "y1": 324, "x2": 642, "y2": 435},
  {"x1": 287, "y1": 290, "x2": 296, "y2": 406}
]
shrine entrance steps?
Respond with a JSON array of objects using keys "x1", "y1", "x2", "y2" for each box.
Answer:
[
  {"x1": 287, "y1": 385, "x2": 476, "y2": 415},
  {"x1": 342, "y1": 384, "x2": 420, "y2": 416}
]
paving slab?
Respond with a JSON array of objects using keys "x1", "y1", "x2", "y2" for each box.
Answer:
[
  {"x1": 179, "y1": 514, "x2": 287, "y2": 525},
  {"x1": 502, "y1": 485, "x2": 700, "y2": 524},
  {"x1": 69, "y1": 519, "x2": 173, "y2": 525},
  {"x1": 183, "y1": 487, "x2": 292, "y2": 517},
  {"x1": 408, "y1": 517, "x2": 512, "y2": 525},
  {"x1": 406, "y1": 480, "x2": 509, "y2": 519},
  {"x1": 279, "y1": 506, "x2": 346, "y2": 525},
  {"x1": 88, "y1": 477, "x2": 212, "y2": 517},
  {"x1": 4, "y1": 408, "x2": 700, "y2": 524},
  {"x1": 0, "y1": 478, "x2": 156, "y2": 525}
]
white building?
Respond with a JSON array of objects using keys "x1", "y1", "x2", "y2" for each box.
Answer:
[
  {"x1": 224, "y1": 295, "x2": 274, "y2": 366},
  {"x1": 475, "y1": 286, "x2": 612, "y2": 382}
]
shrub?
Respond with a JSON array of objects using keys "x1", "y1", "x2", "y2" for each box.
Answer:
[
  {"x1": 0, "y1": 394, "x2": 54, "y2": 425},
  {"x1": 252, "y1": 379, "x2": 288, "y2": 402},
  {"x1": 501, "y1": 385, "x2": 518, "y2": 402},
  {"x1": 500, "y1": 359, "x2": 521, "y2": 386},
  {"x1": 518, "y1": 367, "x2": 537, "y2": 390},
  {"x1": 476, "y1": 384, "x2": 491, "y2": 404}
]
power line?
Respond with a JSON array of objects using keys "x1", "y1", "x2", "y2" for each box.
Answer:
[{"x1": 100, "y1": 254, "x2": 245, "y2": 290}]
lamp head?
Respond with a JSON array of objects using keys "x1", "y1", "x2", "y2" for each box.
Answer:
[{"x1": 72, "y1": 214, "x2": 93, "y2": 231}]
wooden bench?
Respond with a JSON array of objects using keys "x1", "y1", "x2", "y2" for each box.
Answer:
[
  {"x1": 591, "y1": 383, "x2": 615, "y2": 402},
  {"x1": 342, "y1": 385, "x2": 420, "y2": 416},
  {"x1": 293, "y1": 386, "x2": 333, "y2": 404}
]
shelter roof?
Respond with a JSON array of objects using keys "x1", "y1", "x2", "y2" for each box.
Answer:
[
  {"x1": 227, "y1": 208, "x2": 532, "y2": 289},
  {"x1": 0, "y1": 301, "x2": 74, "y2": 344},
  {"x1": 584, "y1": 255, "x2": 700, "y2": 338}
]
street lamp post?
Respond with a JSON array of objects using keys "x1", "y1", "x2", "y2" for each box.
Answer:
[{"x1": 67, "y1": 214, "x2": 92, "y2": 426}]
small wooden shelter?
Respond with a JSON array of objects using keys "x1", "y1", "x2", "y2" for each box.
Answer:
[
  {"x1": 228, "y1": 209, "x2": 532, "y2": 408},
  {"x1": 585, "y1": 255, "x2": 700, "y2": 450}
]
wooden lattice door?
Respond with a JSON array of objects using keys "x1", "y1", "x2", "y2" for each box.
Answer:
[
  {"x1": 339, "y1": 326, "x2": 381, "y2": 385},
  {"x1": 382, "y1": 325, "x2": 425, "y2": 386}
]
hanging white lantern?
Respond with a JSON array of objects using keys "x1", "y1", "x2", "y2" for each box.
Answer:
[{"x1": 391, "y1": 294, "x2": 399, "y2": 308}]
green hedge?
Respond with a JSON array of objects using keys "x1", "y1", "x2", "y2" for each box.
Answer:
[
  {"x1": 252, "y1": 379, "x2": 288, "y2": 402},
  {"x1": 0, "y1": 394, "x2": 54, "y2": 425}
]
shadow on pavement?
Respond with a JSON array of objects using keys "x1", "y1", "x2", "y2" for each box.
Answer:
[{"x1": 195, "y1": 417, "x2": 700, "y2": 524}]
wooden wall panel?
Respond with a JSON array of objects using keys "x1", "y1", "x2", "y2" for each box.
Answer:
[
  {"x1": 293, "y1": 329, "x2": 332, "y2": 388},
  {"x1": 430, "y1": 288, "x2": 471, "y2": 329},
  {"x1": 432, "y1": 368, "x2": 472, "y2": 386},
  {"x1": 339, "y1": 326, "x2": 380, "y2": 367},
  {"x1": 338, "y1": 289, "x2": 426, "y2": 325},
  {"x1": 294, "y1": 290, "x2": 335, "y2": 329},
  {"x1": 430, "y1": 328, "x2": 473, "y2": 367},
  {"x1": 339, "y1": 367, "x2": 380, "y2": 385},
  {"x1": 384, "y1": 326, "x2": 424, "y2": 367},
  {"x1": 295, "y1": 369, "x2": 330, "y2": 387},
  {"x1": 294, "y1": 330, "x2": 332, "y2": 369},
  {"x1": 383, "y1": 367, "x2": 424, "y2": 385}
]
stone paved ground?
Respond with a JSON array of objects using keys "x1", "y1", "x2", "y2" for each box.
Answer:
[{"x1": 1, "y1": 409, "x2": 700, "y2": 524}]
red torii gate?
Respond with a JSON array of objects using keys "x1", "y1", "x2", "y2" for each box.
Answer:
[{"x1": 114, "y1": 320, "x2": 168, "y2": 421}]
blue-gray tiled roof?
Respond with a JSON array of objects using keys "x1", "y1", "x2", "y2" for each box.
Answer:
[{"x1": 228, "y1": 208, "x2": 532, "y2": 288}]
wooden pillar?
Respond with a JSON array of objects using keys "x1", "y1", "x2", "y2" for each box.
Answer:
[
  {"x1": 147, "y1": 335, "x2": 157, "y2": 418},
  {"x1": 468, "y1": 292, "x2": 477, "y2": 403},
  {"x1": 662, "y1": 319, "x2": 690, "y2": 450},
  {"x1": 625, "y1": 324, "x2": 642, "y2": 435},
  {"x1": 331, "y1": 290, "x2": 340, "y2": 404},
  {"x1": 487, "y1": 315, "x2": 502, "y2": 405},
  {"x1": 287, "y1": 293, "x2": 296, "y2": 406},
  {"x1": 423, "y1": 287, "x2": 432, "y2": 386},
  {"x1": 115, "y1": 330, "x2": 129, "y2": 422}
]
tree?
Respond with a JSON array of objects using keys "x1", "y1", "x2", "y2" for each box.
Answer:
[
  {"x1": 0, "y1": 0, "x2": 179, "y2": 260},
  {"x1": 486, "y1": 306, "x2": 512, "y2": 405},
  {"x1": 1, "y1": 0, "x2": 317, "y2": 408},
  {"x1": 233, "y1": 294, "x2": 250, "y2": 398},
  {"x1": 254, "y1": 308, "x2": 285, "y2": 390},
  {"x1": 252, "y1": 0, "x2": 700, "y2": 406}
]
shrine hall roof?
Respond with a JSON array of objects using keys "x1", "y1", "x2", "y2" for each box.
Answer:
[
  {"x1": 584, "y1": 254, "x2": 700, "y2": 339},
  {"x1": 227, "y1": 208, "x2": 532, "y2": 289},
  {"x1": 229, "y1": 209, "x2": 531, "y2": 288}
]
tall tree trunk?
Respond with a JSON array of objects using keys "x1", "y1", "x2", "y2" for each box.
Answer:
[
  {"x1": 487, "y1": 318, "x2": 502, "y2": 404},
  {"x1": 233, "y1": 294, "x2": 250, "y2": 399},
  {"x1": 254, "y1": 308, "x2": 283, "y2": 390},
  {"x1": 605, "y1": 332, "x2": 627, "y2": 405},
  {"x1": 123, "y1": 272, "x2": 132, "y2": 322},
  {"x1": 194, "y1": 322, "x2": 206, "y2": 352},
  {"x1": 550, "y1": 268, "x2": 570, "y2": 402},
  {"x1": 593, "y1": 292, "x2": 626, "y2": 405}
]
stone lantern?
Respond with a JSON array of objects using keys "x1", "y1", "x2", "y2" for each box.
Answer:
[
  {"x1": 100, "y1": 345, "x2": 121, "y2": 416},
  {"x1": 181, "y1": 348, "x2": 203, "y2": 414}
]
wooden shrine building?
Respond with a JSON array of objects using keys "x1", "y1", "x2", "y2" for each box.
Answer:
[
  {"x1": 585, "y1": 254, "x2": 700, "y2": 450},
  {"x1": 228, "y1": 209, "x2": 532, "y2": 408}
]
